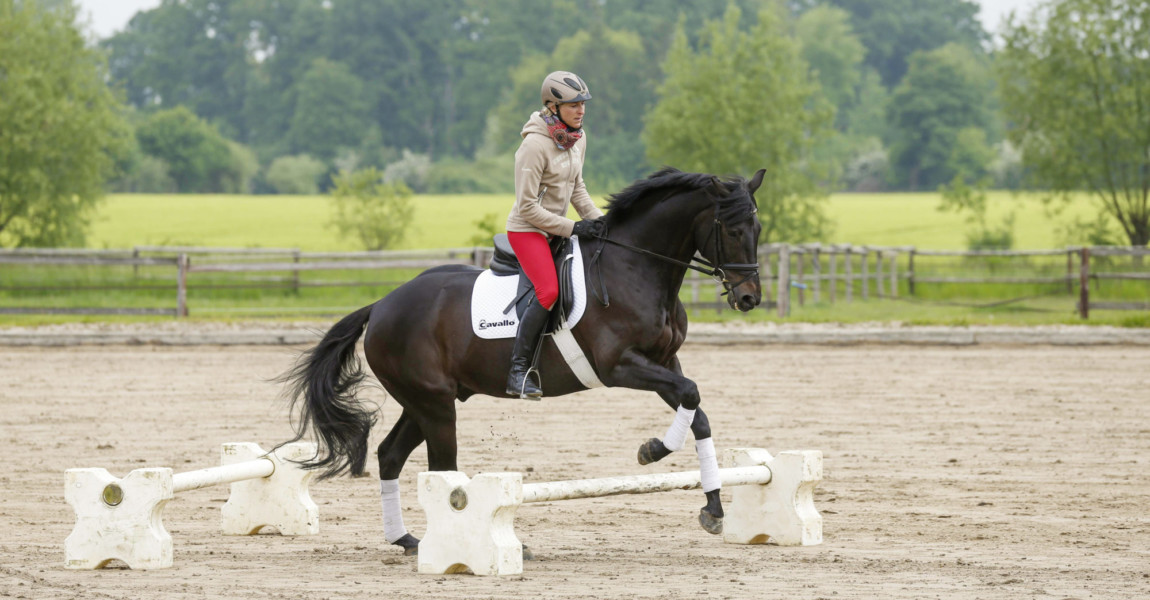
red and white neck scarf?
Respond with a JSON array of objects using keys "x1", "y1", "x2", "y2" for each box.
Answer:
[{"x1": 540, "y1": 109, "x2": 582, "y2": 150}]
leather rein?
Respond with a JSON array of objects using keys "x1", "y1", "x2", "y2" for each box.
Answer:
[{"x1": 586, "y1": 208, "x2": 759, "y2": 307}]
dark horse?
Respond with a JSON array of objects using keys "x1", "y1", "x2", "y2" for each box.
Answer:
[{"x1": 279, "y1": 167, "x2": 765, "y2": 554}]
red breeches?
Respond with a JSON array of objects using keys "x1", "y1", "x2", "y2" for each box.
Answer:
[{"x1": 506, "y1": 231, "x2": 559, "y2": 310}]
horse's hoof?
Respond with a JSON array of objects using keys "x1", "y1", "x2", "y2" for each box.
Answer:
[
  {"x1": 393, "y1": 533, "x2": 420, "y2": 556},
  {"x1": 522, "y1": 544, "x2": 535, "y2": 561},
  {"x1": 638, "y1": 438, "x2": 669, "y2": 465},
  {"x1": 699, "y1": 509, "x2": 723, "y2": 535}
]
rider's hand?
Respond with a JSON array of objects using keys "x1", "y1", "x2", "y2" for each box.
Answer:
[{"x1": 571, "y1": 217, "x2": 606, "y2": 239}]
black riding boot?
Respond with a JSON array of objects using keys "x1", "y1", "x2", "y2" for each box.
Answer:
[{"x1": 506, "y1": 301, "x2": 550, "y2": 399}]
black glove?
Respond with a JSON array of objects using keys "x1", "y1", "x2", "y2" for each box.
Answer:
[{"x1": 571, "y1": 217, "x2": 606, "y2": 239}]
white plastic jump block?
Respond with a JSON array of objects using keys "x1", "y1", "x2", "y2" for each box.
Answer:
[
  {"x1": 64, "y1": 442, "x2": 319, "y2": 570},
  {"x1": 417, "y1": 447, "x2": 822, "y2": 576}
]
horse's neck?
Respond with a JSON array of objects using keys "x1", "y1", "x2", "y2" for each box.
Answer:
[{"x1": 602, "y1": 193, "x2": 711, "y2": 301}]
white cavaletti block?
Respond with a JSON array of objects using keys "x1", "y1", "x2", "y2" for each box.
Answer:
[
  {"x1": 64, "y1": 442, "x2": 319, "y2": 570},
  {"x1": 417, "y1": 471, "x2": 525, "y2": 576},
  {"x1": 722, "y1": 448, "x2": 823, "y2": 546},
  {"x1": 416, "y1": 446, "x2": 823, "y2": 576}
]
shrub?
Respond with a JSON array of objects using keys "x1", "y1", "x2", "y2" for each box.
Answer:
[
  {"x1": 329, "y1": 168, "x2": 414, "y2": 250},
  {"x1": 266, "y1": 154, "x2": 327, "y2": 195},
  {"x1": 382, "y1": 149, "x2": 430, "y2": 193}
]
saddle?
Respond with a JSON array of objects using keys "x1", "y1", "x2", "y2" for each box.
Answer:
[{"x1": 489, "y1": 233, "x2": 577, "y2": 332}]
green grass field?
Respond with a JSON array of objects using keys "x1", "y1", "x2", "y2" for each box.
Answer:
[
  {"x1": 86, "y1": 191, "x2": 1104, "y2": 252},
  {"x1": 4, "y1": 190, "x2": 1143, "y2": 327}
]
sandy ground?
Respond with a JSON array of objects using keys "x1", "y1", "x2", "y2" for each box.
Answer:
[{"x1": 2, "y1": 342, "x2": 1149, "y2": 599}]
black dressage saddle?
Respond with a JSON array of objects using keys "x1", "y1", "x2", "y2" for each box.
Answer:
[{"x1": 489, "y1": 233, "x2": 577, "y2": 331}]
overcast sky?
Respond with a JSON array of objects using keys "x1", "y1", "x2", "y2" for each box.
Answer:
[{"x1": 75, "y1": 0, "x2": 1042, "y2": 40}]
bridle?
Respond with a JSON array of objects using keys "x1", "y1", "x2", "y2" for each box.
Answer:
[{"x1": 587, "y1": 201, "x2": 760, "y2": 307}]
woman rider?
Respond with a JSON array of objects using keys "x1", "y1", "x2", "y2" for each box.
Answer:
[{"x1": 505, "y1": 70, "x2": 605, "y2": 399}]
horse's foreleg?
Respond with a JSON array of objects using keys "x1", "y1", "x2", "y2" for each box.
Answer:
[
  {"x1": 603, "y1": 351, "x2": 723, "y2": 534},
  {"x1": 377, "y1": 411, "x2": 425, "y2": 555}
]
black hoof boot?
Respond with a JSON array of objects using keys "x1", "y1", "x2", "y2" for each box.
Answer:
[
  {"x1": 637, "y1": 438, "x2": 672, "y2": 465},
  {"x1": 698, "y1": 489, "x2": 724, "y2": 535},
  {"x1": 392, "y1": 533, "x2": 420, "y2": 556}
]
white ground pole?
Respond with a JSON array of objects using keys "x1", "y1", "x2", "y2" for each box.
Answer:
[
  {"x1": 417, "y1": 447, "x2": 822, "y2": 576},
  {"x1": 64, "y1": 442, "x2": 319, "y2": 570}
]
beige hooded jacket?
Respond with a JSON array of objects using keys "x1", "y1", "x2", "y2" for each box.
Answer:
[{"x1": 505, "y1": 111, "x2": 603, "y2": 237}]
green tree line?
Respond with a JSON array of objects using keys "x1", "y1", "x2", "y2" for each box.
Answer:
[{"x1": 3, "y1": 0, "x2": 1148, "y2": 249}]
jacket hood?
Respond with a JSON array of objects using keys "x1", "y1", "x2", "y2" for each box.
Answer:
[{"x1": 521, "y1": 111, "x2": 550, "y2": 140}]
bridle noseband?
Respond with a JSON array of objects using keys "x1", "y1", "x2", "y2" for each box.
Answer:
[{"x1": 587, "y1": 202, "x2": 759, "y2": 307}]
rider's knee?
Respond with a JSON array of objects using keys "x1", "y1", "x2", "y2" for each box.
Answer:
[{"x1": 536, "y1": 286, "x2": 559, "y2": 310}]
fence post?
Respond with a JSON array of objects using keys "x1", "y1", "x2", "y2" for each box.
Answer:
[
  {"x1": 828, "y1": 248, "x2": 837, "y2": 305},
  {"x1": 777, "y1": 245, "x2": 790, "y2": 317},
  {"x1": 889, "y1": 252, "x2": 898, "y2": 297},
  {"x1": 133, "y1": 247, "x2": 140, "y2": 280},
  {"x1": 812, "y1": 246, "x2": 821, "y2": 304},
  {"x1": 844, "y1": 247, "x2": 853, "y2": 303},
  {"x1": 796, "y1": 249, "x2": 805, "y2": 307},
  {"x1": 760, "y1": 248, "x2": 773, "y2": 310},
  {"x1": 875, "y1": 251, "x2": 884, "y2": 298},
  {"x1": 292, "y1": 249, "x2": 301, "y2": 295},
  {"x1": 177, "y1": 254, "x2": 189, "y2": 318},
  {"x1": 1066, "y1": 249, "x2": 1072, "y2": 294},
  {"x1": 908, "y1": 248, "x2": 916, "y2": 296},
  {"x1": 1078, "y1": 247, "x2": 1090, "y2": 319},
  {"x1": 861, "y1": 248, "x2": 869, "y2": 300}
]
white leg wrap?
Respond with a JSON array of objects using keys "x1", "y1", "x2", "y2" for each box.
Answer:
[
  {"x1": 696, "y1": 437, "x2": 720, "y2": 492},
  {"x1": 380, "y1": 479, "x2": 408, "y2": 543},
  {"x1": 662, "y1": 405, "x2": 696, "y2": 452}
]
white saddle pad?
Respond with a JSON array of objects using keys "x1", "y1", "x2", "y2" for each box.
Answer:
[{"x1": 470, "y1": 236, "x2": 589, "y2": 339}]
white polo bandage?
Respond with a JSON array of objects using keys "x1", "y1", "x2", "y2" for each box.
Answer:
[
  {"x1": 696, "y1": 437, "x2": 720, "y2": 492},
  {"x1": 380, "y1": 479, "x2": 408, "y2": 543},
  {"x1": 662, "y1": 405, "x2": 696, "y2": 452}
]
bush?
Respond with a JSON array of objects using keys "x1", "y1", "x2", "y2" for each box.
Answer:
[
  {"x1": 329, "y1": 168, "x2": 414, "y2": 250},
  {"x1": 382, "y1": 149, "x2": 431, "y2": 193},
  {"x1": 266, "y1": 155, "x2": 327, "y2": 195},
  {"x1": 112, "y1": 155, "x2": 177, "y2": 193},
  {"x1": 221, "y1": 141, "x2": 259, "y2": 194},
  {"x1": 425, "y1": 154, "x2": 515, "y2": 194}
]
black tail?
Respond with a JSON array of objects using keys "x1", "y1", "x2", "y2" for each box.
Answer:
[{"x1": 278, "y1": 304, "x2": 377, "y2": 479}]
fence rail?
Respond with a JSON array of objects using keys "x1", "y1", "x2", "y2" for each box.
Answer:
[{"x1": 1, "y1": 244, "x2": 1146, "y2": 319}]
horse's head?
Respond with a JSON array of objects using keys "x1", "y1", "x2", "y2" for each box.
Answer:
[{"x1": 696, "y1": 169, "x2": 765, "y2": 312}]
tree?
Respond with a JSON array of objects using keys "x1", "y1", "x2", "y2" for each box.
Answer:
[
  {"x1": 0, "y1": 0, "x2": 131, "y2": 247},
  {"x1": 645, "y1": 4, "x2": 834, "y2": 243},
  {"x1": 288, "y1": 58, "x2": 370, "y2": 161},
  {"x1": 886, "y1": 43, "x2": 995, "y2": 190},
  {"x1": 796, "y1": 6, "x2": 864, "y2": 113},
  {"x1": 329, "y1": 168, "x2": 414, "y2": 250},
  {"x1": 997, "y1": 0, "x2": 1150, "y2": 246},
  {"x1": 818, "y1": 0, "x2": 988, "y2": 87},
  {"x1": 135, "y1": 106, "x2": 239, "y2": 193}
]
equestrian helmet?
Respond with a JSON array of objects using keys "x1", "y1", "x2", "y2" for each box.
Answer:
[{"x1": 541, "y1": 71, "x2": 591, "y2": 108}]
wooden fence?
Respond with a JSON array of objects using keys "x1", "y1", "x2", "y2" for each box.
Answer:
[{"x1": 1, "y1": 244, "x2": 1147, "y2": 319}]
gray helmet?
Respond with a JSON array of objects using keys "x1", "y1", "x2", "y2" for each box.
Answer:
[{"x1": 541, "y1": 71, "x2": 591, "y2": 108}]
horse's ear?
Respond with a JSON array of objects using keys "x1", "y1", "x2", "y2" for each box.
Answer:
[{"x1": 748, "y1": 169, "x2": 766, "y2": 195}]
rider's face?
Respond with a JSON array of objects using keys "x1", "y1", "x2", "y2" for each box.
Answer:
[{"x1": 557, "y1": 101, "x2": 585, "y2": 130}]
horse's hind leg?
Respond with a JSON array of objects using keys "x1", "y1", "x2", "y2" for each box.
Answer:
[{"x1": 377, "y1": 410, "x2": 424, "y2": 555}]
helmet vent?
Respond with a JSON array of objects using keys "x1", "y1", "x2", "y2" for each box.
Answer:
[
  {"x1": 563, "y1": 77, "x2": 583, "y2": 91},
  {"x1": 550, "y1": 86, "x2": 564, "y2": 99}
]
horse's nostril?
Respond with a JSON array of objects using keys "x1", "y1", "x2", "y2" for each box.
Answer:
[{"x1": 741, "y1": 294, "x2": 756, "y2": 306}]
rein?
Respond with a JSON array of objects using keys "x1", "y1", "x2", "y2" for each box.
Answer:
[{"x1": 587, "y1": 212, "x2": 759, "y2": 307}]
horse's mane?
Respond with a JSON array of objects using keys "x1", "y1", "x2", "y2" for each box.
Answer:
[{"x1": 605, "y1": 167, "x2": 756, "y2": 224}]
